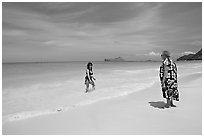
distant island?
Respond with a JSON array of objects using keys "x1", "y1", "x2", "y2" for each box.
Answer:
[
  {"x1": 104, "y1": 57, "x2": 125, "y2": 62},
  {"x1": 177, "y1": 49, "x2": 202, "y2": 61}
]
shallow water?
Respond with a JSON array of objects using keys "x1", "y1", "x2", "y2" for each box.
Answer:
[{"x1": 2, "y1": 61, "x2": 202, "y2": 123}]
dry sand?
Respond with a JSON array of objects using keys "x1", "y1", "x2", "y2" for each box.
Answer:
[{"x1": 2, "y1": 73, "x2": 202, "y2": 135}]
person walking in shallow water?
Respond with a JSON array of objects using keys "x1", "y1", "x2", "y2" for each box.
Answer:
[
  {"x1": 159, "y1": 51, "x2": 179, "y2": 108},
  {"x1": 85, "y1": 62, "x2": 96, "y2": 93}
]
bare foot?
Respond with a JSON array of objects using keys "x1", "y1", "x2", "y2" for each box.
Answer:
[{"x1": 171, "y1": 104, "x2": 176, "y2": 107}]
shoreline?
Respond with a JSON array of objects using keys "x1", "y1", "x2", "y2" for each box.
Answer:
[
  {"x1": 3, "y1": 80, "x2": 157, "y2": 124},
  {"x1": 3, "y1": 73, "x2": 202, "y2": 135},
  {"x1": 3, "y1": 69, "x2": 201, "y2": 124}
]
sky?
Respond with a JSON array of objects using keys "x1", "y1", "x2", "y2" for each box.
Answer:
[{"x1": 2, "y1": 2, "x2": 202, "y2": 62}]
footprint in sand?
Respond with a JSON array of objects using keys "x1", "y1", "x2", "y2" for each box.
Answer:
[{"x1": 57, "y1": 109, "x2": 62, "y2": 112}]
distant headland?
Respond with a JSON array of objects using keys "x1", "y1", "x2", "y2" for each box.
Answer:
[
  {"x1": 104, "y1": 57, "x2": 125, "y2": 62},
  {"x1": 177, "y1": 49, "x2": 202, "y2": 61}
]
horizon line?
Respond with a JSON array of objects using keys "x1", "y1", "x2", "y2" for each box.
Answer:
[{"x1": 2, "y1": 60, "x2": 163, "y2": 64}]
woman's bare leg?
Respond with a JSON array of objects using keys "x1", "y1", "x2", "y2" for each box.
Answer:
[
  {"x1": 85, "y1": 83, "x2": 89, "y2": 93},
  {"x1": 166, "y1": 99, "x2": 171, "y2": 108},
  {"x1": 170, "y1": 100, "x2": 176, "y2": 107},
  {"x1": 91, "y1": 81, "x2": 95, "y2": 90}
]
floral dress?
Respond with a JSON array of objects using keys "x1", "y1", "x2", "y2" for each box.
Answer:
[{"x1": 159, "y1": 58, "x2": 179, "y2": 101}]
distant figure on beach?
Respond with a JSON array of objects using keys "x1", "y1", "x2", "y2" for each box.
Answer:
[
  {"x1": 85, "y1": 62, "x2": 96, "y2": 93},
  {"x1": 159, "y1": 51, "x2": 179, "y2": 108}
]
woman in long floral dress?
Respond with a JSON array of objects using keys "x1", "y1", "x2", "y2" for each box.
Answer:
[{"x1": 159, "y1": 51, "x2": 179, "y2": 108}]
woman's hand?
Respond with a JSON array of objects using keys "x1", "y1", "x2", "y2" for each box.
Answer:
[
  {"x1": 161, "y1": 82, "x2": 166, "y2": 88},
  {"x1": 161, "y1": 83, "x2": 167, "y2": 91}
]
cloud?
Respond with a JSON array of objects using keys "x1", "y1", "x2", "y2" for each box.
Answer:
[
  {"x1": 43, "y1": 40, "x2": 76, "y2": 47},
  {"x1": 146, "y1": 51, "x2": 160, "y2": 56},
  {"x1": 3, "y1": 30, "x2": 26, "y2": 36},
  {"x1": 2, "y1": 2, "x2": 202, "y2": 62},
  {"x1": 191, "y1": 40, "x2": 202, "y2": 46},
  {"x1": 182, "y1": 51, "x2": 196, "y2": 55}
]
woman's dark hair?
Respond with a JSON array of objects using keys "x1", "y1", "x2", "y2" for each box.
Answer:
[{"x1": 87, "y1": 62, "x2": 93, "y2": 70}]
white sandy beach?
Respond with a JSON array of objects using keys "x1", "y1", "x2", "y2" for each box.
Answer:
[{"x1": 2, "y1": 65, "x2": 202, "y2": 135}]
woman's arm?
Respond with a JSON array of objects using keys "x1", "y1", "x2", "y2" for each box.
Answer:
[{"x1": 92, "y1": 76, "x2": 96, "y2": 80}]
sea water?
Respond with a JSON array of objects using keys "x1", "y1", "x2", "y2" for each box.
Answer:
[{"x1": 2, "y1": 61, "x2": 202, "y2": 123}]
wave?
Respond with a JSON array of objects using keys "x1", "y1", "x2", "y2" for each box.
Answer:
[
  {"x1": 114, "y1": 68, "x2": 159, "y2": 74},
  {"x1": 3, "y1": 79, "x2": 157, "y2": 124},
  {"x1": 178, "y1": 71, "x2": 202, "y2": 84}
]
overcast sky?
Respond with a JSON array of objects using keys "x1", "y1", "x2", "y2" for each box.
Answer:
[{"x1": 2, "y1": 2, "x2": 202, "y2": 62}]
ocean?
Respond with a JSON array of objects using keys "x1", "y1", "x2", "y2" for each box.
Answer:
[{"x1": 2, "y1": 61, "x2": 202, "y2": 124}]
